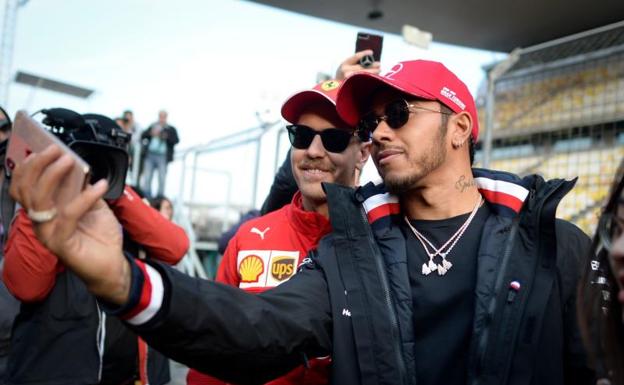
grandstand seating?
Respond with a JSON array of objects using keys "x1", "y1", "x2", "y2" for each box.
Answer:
[
  {"x1": 491, "y1": 59, "x2": 624, "y2": 136},
  {"x1": 487, "y1": 146, "x2": 623, "y2": 234},
  {"x1": 476, "y1": 25, "x2": 624, "y2": 236}
]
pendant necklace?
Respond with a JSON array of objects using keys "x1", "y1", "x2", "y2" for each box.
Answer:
[{"x1": 404, "y1": 194, "x2": 482, "y2": 276}]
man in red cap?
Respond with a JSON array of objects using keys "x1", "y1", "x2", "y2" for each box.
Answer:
[
  {"x1": 8, "y1": 60, "x2": 593, "y2": 385},
  {"x1": 186, "y1": 79, "x2": 370, "y2": 385}
]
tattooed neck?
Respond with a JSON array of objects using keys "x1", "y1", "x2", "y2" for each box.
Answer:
[{"x1": 455, "y1": 175, "x2": 476, "y2": 192}]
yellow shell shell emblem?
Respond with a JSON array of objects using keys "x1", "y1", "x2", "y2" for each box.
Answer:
[
  {"x1": 320, "y1": 80, "x2": 340, "y2": 91},
  {"x1": 239, "y1": 255, "x2": 264, "y2": 283}
]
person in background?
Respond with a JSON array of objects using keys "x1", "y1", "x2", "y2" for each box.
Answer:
[
  {"x1": 2, "y1": 114, "x2": 189, "y2": 385},
  {"x1": 217, "y1": 50, "x2": 381, "y2": 258},
  {"x1": 578, "y1": 158, "x2": 624, "y2": 385},
  {"x1": 187, "y1": 78, "x2": 371, "y2": 385},
  {"x1": 0, "y1": 105, "x2": 17, "y2": 385},
  {"x1": 150, "y1": 195, "x2": 174, "y2": 221},
  {"x1": 140, "y1": 110, "x2": 179, "y2": 198}
]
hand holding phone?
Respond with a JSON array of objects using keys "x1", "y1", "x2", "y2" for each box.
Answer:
[
  {"x1": 335, "y1": 50, "x2": 382, "y2": 80},
  {"x1": 355, "y1": 32, "x2": 383, "y2": 68},
  {"x1": 6, "y1": 111, "x2": 90, "y2": 206}
]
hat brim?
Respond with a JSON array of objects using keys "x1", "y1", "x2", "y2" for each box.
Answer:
[
  {"x1": 336, "y1": 72, "x2": 437, "y2": 126},
  {"x1": 281, "y1": 89, "x2": 337, "y2": 124}
]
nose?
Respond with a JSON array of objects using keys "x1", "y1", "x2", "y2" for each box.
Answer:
[
  {"x1": 371, "y1": 119, "x2": 394, "y2": 144},
  {"x1": 305, "y1": 134, "x2": 326, "y2": 158}
]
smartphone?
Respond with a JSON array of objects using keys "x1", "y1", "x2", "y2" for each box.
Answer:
[
  {"x1": 355, "y1": 32, "x2": 383, "y2": 67},
  {"x1": 6, "y1": 111, "x2": 90, "y2": 206}
]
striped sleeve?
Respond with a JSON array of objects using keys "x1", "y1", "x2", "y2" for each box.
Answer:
[{"x1": 99, "y1": 254, "x2": 165, "y2": 326}]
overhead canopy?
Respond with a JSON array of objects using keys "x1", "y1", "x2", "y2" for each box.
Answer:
[
  {"x1": 250, "y1": 0, "x2": 624, "y2": 52},
  {"x1": 14, "y1": 72, "x2": 94, "y2": 99}
]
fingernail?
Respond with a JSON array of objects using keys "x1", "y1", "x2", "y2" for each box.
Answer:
[{"x1": 94, "y1": 179, "x2": 108, "y2": 190}]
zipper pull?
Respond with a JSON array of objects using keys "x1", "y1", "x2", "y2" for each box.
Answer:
[{"x1": 507, "y1": 281, "x2": 521, "y2": 303}]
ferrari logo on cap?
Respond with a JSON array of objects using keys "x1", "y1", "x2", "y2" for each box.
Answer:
[{"x1": 321, "y1": 80, "x2": 340, "y2": 91}]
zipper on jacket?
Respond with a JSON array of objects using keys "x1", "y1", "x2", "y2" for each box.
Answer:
[
  {"x1": 473, "y1": 179, "x2": 568, "y2": 384},
  {"x1": 472, "y1": 218, "x2": 518, "y2": 384},
  {"x1": 96, "y1": 303, "x2": 106, "y2": 382},
  {"x1": 358, "y1": 207, "x2": 408, "y2": 384}
]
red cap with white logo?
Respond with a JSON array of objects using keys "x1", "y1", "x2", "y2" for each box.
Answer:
[
  {"x1": 336, "y1": 60, "x2": 479, "y2": 141},
  {"x1": 281, "y1": 79, "x2": 343, "y2": 124}
]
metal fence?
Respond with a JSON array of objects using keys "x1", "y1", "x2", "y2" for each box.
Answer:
[{"x1": 477, "y1": 21, "x2": 624, "y2": 235}]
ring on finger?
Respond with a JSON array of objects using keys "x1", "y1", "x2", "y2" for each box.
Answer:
[{"x1": 27, "y1": 208, "x2": 58, "y2": 223}]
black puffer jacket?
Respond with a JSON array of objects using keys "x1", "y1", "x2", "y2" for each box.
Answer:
[{"x1": 128, "y1": 169, "x2": 593, "y2": 385}]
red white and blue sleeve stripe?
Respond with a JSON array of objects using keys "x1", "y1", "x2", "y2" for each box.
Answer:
[{"x1": 100, "y1": 254, "x2": 165, "y2": 326}]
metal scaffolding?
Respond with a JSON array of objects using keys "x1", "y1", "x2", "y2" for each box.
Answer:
[{"x1": 0, "y1": 0, "x2": 27, "y2": 108}]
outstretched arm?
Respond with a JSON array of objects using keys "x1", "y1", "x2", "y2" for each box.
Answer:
[{"x1": 8, "y1": 146, "x2": 333, "y2": 383}]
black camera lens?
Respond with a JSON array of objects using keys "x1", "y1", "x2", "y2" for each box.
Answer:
[{"x1": 72, "y1": 142, "x2": 128, "y2": 200}]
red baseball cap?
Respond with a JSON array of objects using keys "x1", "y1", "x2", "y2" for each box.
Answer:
[
  {"x1": 281, "y1": 79, "x2": 344, "y2": 124},
  {"x1": 336, "y1": 60, "x2": 479, "y2": 141}
]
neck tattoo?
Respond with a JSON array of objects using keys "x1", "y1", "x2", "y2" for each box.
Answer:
[{"x1": 455, "y1": 175, "x2": 477, "y2": 193}]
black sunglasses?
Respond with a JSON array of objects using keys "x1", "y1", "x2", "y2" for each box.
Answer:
[
  {"x1": 357, "y1": 99, "x2": 451, "y2": 134},
  {"x1": 286, "y1": 124, "x2": 359, "y2": 153}
]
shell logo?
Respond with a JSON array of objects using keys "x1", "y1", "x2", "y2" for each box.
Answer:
[{"x1": 239, "y1": 255, "x2": 265, "y2": 283}]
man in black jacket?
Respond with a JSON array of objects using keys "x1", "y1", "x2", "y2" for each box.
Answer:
[
  {"x1": 9, "y1": 60, "x2": 594, "y2": 385},
  {"x1": 140, "y1": 110, "x2": 179, "y2": 198}
]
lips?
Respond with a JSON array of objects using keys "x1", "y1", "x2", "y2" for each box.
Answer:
[{"x1": 375, "y1": 148, "x2": 404, "y2": 166}]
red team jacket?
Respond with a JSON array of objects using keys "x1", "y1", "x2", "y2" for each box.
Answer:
[{"x1": 187, "y1": 191, "x2": 332, "y2": 385}]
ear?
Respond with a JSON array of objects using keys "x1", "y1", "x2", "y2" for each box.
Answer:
[
  {"x1": 356, "y1": 141, "x2": 372, "y2": 172},
  {"x1": 449, "y1": 111, "x2": 472, "y2": 149}
]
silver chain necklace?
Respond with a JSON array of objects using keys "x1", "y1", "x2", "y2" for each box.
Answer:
[{"x1": 404, "y1": 194, "x2": 482, "y2": 276}]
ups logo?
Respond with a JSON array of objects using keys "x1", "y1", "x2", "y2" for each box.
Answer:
[{"x1": 270, "y1": 256, "x2": 296, "y2": 281}]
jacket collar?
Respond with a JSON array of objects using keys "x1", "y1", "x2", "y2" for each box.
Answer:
[
  {"x1": 286, "y1": 191, "x2": 332, "y2": 240},
  {"x1": 358, "y1": 168, "x2": 533, "y2": 227}
]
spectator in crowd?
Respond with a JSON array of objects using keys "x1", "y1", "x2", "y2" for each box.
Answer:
[
  {"x1": 187, "y1": 79, "x2": 371, "y2": 385},
  {"x1": 123, "y1": 110, "x2": 140, "y2": 139},
  {"x1": 0, "y1": 105, "x2": 18, "y2": 384},
  {"x1": 0, "y1": 107, "x2": 11, "y2": 142},
  {"x1": 140, "y1": 110, "x2": 179, "y2": 198},
  {"x1": 578, "y1": 158, "x2": 624, "y2": 385},
  {"x1": 2, "y1": 114, "x2": 189, "y2": 385},
  {"x1": 150, "y1": 195, "x2": 174, "y2": 221},
  {"x1": 7, "y1": 60, "x2": 595, "y2": 385}
]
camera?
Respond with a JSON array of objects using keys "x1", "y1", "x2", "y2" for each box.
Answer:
[{"x1": 41, "y1": 108, "x2": 130, "y2": 200}]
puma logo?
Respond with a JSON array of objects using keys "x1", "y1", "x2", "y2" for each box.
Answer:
[{"x1": 250, "y1": 227, "x2": 270, "y2": 240}]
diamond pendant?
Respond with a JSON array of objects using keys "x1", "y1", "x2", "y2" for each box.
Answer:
[
  {"x1": 442, "y1": 260, "x2": 453, "y2": 270},
  {"x1": 422, "y1": 260, "x2": 438, "y2": 276},
  {"x1": 437, "y1": 264, "x2": 448, "y2": 275}
]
